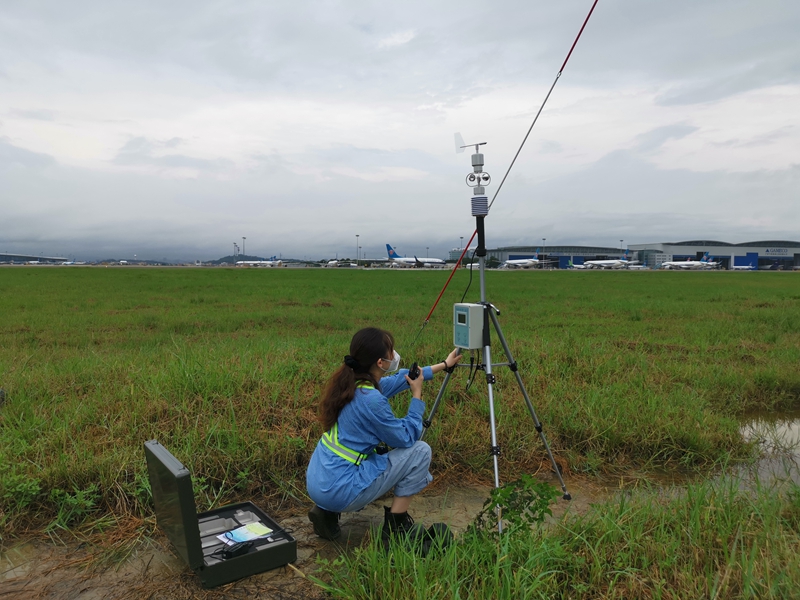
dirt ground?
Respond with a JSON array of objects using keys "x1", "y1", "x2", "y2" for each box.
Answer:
[{"x1": 0, "y1": 473, "x2": 614, "y2": 600}]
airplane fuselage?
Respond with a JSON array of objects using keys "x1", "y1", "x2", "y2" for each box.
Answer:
[
  {"x1": 503, "y1": 259, "x2": 539, "y2": 269},
  {"x1": 236, "y1": 260, "x2": 283, "y2": 267},
  {"x1": 583, "y1": 259, "x2": 629, "y2": 269}
]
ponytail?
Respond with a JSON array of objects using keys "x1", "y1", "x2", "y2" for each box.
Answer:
[{"x1": 318, "y1": 327, "x2": 393, "y2": 431}]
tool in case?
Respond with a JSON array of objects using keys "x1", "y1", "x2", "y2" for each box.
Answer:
[{"x1": 144, "y1": 439, "x2": 297, "y2": 588}]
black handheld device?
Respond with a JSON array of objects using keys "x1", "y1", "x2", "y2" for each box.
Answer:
[
  {"x1": 408, "y1": 362, "x2": 420, "y2": 380},
  {"x1": 221, "y1": 541, "x2": 254, "y2": 559}
]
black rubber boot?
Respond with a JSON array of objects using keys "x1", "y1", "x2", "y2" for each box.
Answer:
[
  {"x1": 308, "y1": 505, "x2": 341, "y2": 540},
  {"x1": 381, "y1": 506, "x2": 426, "y2": 550}
]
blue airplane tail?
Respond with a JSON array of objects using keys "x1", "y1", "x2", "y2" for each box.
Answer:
[{"x1": 386, "y1": 244, "x2": 404, "y2": 259}]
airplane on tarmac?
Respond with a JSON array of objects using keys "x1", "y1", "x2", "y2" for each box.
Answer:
[
  {"x1": 385, "y1": 244, "x2": 446, "y2": 268},
  {"x1": 761, "y1": 260, "x2": 783, "y2": 270},
  {"x1": 660, "y1": 252, "x2": 719, "y2": 270},
  {"x1": 731, "y1": 263, "x2": 756, "y2": 271},
  {"x1": 324, "y1": 259, "x2": 357, "y2": 268},
  {"x1": 501, "y1": 249, "x2": 542, "y2": 269},
  {"x1": 582, "y1": 250, "x2": 637, "y2": 269},
  {"x1": 626, "y1": 262, "x2": 649, "y2": 270},
  {"x1": 236, "y1": 256, "x2": 283, "y2": 267}
]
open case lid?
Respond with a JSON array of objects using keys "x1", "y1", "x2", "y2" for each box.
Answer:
[{"x1": 144, "y1": 440, "x2": 204, "y2": 570}]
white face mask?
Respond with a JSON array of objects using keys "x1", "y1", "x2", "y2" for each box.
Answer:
[{"x1": 379, "y1": 350, "x2": 401, "y2": 373}]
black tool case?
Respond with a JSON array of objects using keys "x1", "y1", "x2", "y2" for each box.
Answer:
[{"x1": 144, "y1": 439, "x2": 297, "y2": 588}]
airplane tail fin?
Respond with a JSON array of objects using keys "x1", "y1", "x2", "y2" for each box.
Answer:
[
  {"x1": 534, "y1": 247, "x2": 540, "y2": 259},
  {"x1": 386, "y1": 244, "x2": 403, "y2": 259},
  {"x1": 701, "y1": 252, "x2": 710, "y2": 262}
]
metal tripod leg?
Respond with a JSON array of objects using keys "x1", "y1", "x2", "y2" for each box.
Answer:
[
  {"x1": 482, "y1": 343, "x2": 502, "y2": 493},
  {"x1": 421, "y1": 367, "x2": 455, "y2": 441},
  {"x1": 488, "y1": 308, "x2": 571, "y2": 500}
]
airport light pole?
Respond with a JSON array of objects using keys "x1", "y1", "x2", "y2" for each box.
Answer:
[
  {"x1": 242, "y1": 237, "x2": 246, "y2": 258},
  {"x1": 542, "y1": 238, "x2": 546, "y2": 268},
  {"x1": 620, "y1": 239, "x2": 624, "y2": 254},
  {"x1": 355, "y1": 234, "x2": 359, "y2": 264},
  {"x1": 460, "y1": 236, "x2": 464, "y2": 250}
]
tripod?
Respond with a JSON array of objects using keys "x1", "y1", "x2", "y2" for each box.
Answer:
[{"x1": 421, "y1": 145, "x2": 570, "y2": 529}]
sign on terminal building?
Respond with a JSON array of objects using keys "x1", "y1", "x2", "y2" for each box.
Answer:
[{"x1": 764, "y1": 248, "x2": 789, "y2": 256}]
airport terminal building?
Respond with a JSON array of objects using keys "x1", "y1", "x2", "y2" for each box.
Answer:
[
  {"x1": 627, "y1": 241, "x2": 800, "y2": 270},
  {"x1": 476, "y1": 240, "x2": 800, "y2": 269},
  {"x1": 0, "y1": 252, "x2": 68, "y2": 264}
]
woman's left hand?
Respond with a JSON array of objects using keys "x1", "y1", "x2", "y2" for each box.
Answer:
[
  {"x1": 406, "y1": 372, "x2": 424, "y2": 399},
  {"x1": 444, "y1": 348, "x2": 460, "y2": 368}
]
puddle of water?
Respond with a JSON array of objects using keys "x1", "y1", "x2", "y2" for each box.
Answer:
[{"x1": 740, "y1": 409, "x2": 800, "y2": 487}]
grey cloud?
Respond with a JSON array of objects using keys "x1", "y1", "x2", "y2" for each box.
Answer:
[
  {"x1": 5, "y1": 134, "x2": 797, "y2": 261},
  {"x1": 9, "y1": 108, "x2": 56, "y2": 121},
  {"x1": 311, "y1": 145, "x2": 448, "y2": 172},
  {"x1": 117, "y1": 137, "x2": 155, "y2": 155},
  {"x1": 540, "y1": 140, "x2": 563, "y2": 154},
  {"x1": 711, "y1": 126, "x2": 795, "y2": 149},
  {"x1": 487, "y1": 149, "x2": 799, "y2": 247},
  {"x1": 2, "y1": 1, "x2": 798, "y2": 107},
  {"x1": 633, "y1": 124, "x2": 698, "y2": 153},
  {"x1": 1, "y1": 1, "x2": 798, "y2": 261},
  {"x1": 738, "y1": 126, "x2": 795, "y2": 148},
  {"x1": 0, "y1": 138, "x2": 56, "y2": 169},
  {"x1": 112, "y1": 136, "x2": 227, "y2": 170},
  {"x1": 655, "y1": 64, "x2": 799, "y2": 106}
]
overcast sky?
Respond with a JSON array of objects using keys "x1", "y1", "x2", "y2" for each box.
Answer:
[{"x1": 1, "y1": 0, "x2": 798, "y2": 261}]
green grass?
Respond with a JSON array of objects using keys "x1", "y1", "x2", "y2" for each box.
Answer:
[
  {"x1": 1, "y1": 268, "x2": 799, "y2": 531},
  {"x1": 316, "y1": 476, "x2": 800, "y2": 599}
]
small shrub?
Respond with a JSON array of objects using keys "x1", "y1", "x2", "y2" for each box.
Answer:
[
  {"x1": 472, "y1": 474, "x2": 560, "y2": 536},
  {"x1": 0, "y1": 472, "x2": 42, "y2": 511},
  {"x1": 47, "y1": 484, "x2": 100, "y2": 531}
]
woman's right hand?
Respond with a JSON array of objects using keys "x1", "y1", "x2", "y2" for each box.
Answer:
[{"x1": 406, "y1": 372, "x2": 424, "y2": 400}]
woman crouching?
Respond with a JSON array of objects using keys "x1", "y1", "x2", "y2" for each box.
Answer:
[{"x1": 306, "y1": 327, "x2": 458, "y2": 543}]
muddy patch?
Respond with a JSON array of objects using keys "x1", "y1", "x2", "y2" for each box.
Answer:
[{"x1": 0, "y1": 474, "x2": 613, "y2": 599}]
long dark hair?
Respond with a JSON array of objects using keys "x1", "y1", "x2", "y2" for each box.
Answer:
[{"x1": 318, "y1": 327, "x2": 394, "y2": 431}]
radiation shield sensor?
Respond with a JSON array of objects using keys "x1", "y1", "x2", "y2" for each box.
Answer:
[{"x1": 453, "y1": 303, "x2": 484, "y2": 349}]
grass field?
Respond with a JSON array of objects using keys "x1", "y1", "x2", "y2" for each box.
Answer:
[
  {"x1": 2, "y1": 267, "x2": 799, "y2": 535},
  {"x1": 3, "y1": 267, "x2": 800, "y2": 597}
]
